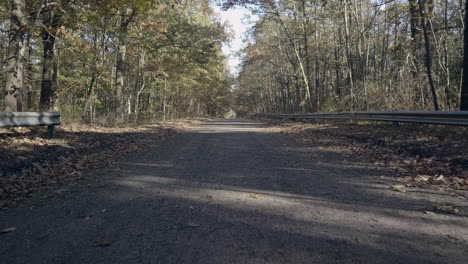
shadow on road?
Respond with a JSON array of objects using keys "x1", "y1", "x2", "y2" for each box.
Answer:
[{"x1": 0, "y1": 119, "x2": 467, "y2": 263}]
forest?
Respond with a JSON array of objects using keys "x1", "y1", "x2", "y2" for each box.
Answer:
[
  {"x1": 2, "y1": 2, "x2": 468, "y2": 261},
  {"x1": 234, "y1": 0, "x2": 468, "y2": 114},
  {"x1": 0, "y1": 0, "x2": 232, "y2": 124},
  {"x1": 2, "y1": 0, "x2": 468, "y2": 124}
]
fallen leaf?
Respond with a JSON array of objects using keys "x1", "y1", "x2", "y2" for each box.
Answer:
[
  {"x1": 434, "y1": 175, "x2": 445, "y2": 181},
  {"x1": 414, "y1": 175, "x2": 429, "y2": 182},
  {"x1": 390, "y1": 185, "x2": 406, "y2": 192},
  {"x1": 1, "y1": 227, "x2": 16, "y2": 234},
  {"x1": 94, "y1": 240, "x2": 112, "y2": 247},
  {"x1": 251, "y1": 193, "x2": 261, "y2": 199}
]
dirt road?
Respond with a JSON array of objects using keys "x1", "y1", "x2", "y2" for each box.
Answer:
[{"x1": 1, "y1": 119, "x2": 467, "y2": 263}]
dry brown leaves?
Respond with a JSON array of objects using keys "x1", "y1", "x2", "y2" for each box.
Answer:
[
  {"x1": 251, "y1": 193, "x2": 261, "y2": 199},
  {"x1": 403, "y1": 175, "x2": 468, "y2": 190},
  {"x1": 0, "y1": 122, "x2": 185, "y2": 209},
  {"x1": 390, "y1": 185, "x2": 406, "y2": 192},
  {"x1": 262, "y1": 118, "x2": 468, "y2": 194}
]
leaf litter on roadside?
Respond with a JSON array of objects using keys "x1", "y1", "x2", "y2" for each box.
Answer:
[
  {"x1": 0, "y1": 123, "x2": 185, "y2": 208},
  {"x1": 263, "y1": 119, "x2": 468, "y2": 195},
  {"x1": 390, "y1": 185, "x2": 406, "y2": 192},
  {"x1": 251, "y1": 193, "x2": 261, "y2": 199}
]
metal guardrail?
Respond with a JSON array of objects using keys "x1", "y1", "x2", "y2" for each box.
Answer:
[
  {"x1": 0, "y1": 112, "x2": 61, "y2": 137},
  {"x1": 259, "y1": 111, "x2": 468, "y2": 126}
]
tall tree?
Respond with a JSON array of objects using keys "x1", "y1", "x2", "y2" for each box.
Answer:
[
  {"x1": 114, "y1": 7, "x2": 138, "y2": 121},
  {"x1": 4, "y1": 0, "x2": 28, "y2": 111},
  {"x1": 461, "y1": 0, "x2": 468, "y2": 110},
  {"x1": 233, "y1": 0, "x2": 465, "y2": 113},
  {"x1": 418, "y1": 0, "x2": 439, "y2": 110},
  {"x1": 39, "y1": 0, "x2": 64, "y2": 111}
]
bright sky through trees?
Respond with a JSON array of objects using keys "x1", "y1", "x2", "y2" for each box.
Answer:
[{"x1": 212, "y1": 5, "x2": 256, "y2": 75}]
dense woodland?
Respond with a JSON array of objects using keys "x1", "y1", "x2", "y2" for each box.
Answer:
[
  {"x1": 2, "y1": 0, "x2": 468, "y2": 124},
  {"x1": 1, "y1": 0, "x2": 232, "y2": 124},
  {"x1": 234, "y1": 0, "x2": 468, "y2": 113}
]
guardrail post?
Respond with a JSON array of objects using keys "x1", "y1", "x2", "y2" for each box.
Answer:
[{"x1": 48, "y1": 125, "x2": 56, "y2": 138}]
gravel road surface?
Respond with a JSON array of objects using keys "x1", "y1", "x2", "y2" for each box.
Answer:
[{"x1": 1, "y1": 119, "x2": 467, "y2": 263}]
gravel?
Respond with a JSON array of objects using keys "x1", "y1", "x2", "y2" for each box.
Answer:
[{"x1": 1, "y1": 119, "x2": 467, "y2": 263}]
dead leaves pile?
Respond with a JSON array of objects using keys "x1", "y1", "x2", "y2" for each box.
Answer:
[
  {"x1": 0, "y1": 124, "x2": 180, "y2": 208},
  {"x1": 404, "y1": 175, "x2": 468, "y2": 190}
]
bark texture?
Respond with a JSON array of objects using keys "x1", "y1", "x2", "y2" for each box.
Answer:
[
  {"x1": 4, "y1": 0, "x2": 27, "y2": 111},
  {"x1": 39, "y1": 6, "x2": 61, "y2": 111}
]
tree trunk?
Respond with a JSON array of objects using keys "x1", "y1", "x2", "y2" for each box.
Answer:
[
  {"x1": 301, "y1": 0, "x2": 313, "y2": 111},
  {"x1": 25, "y1": 35, "x2": 33, "y2": 111},
  {"x1": 275, "y1": 11, "x2": 312, "y2": 111},
  {"x1": 343, "y1": 0, "x2": 355, "y2": 110},
  {"x1": 418, "y1": 0, "x2": 439, "y2": 110},
  {"x1": 82, "y1": 31, "x2": 105, "y2": 119},
  {"x1": 82, "y1": 64, "x2": 99, "y2": 118},
  {"x1": 115, "y1": 8, "x2": 137, "y2": 121},
  {"x1": 443, "y1": 0, "x2": 451, "y2": 110},
  {"x1": 334, "y1": 33, "x2": 342, "y2": 97},
  {"x1": 461, "y1": 0, "x2": 468, "y2": 110},
  {"x1": 460, "y1": 1, "x2": 468, "y2": 111},
  {"x1": 39, "y1": 10, "x2": 61, "y2": 111},
  {"x1": 409, "y1": 0, "x2": 421, "y2": 76},
  {"x1": 4, "y1": 0, "x2": 27, "y2": 112}
]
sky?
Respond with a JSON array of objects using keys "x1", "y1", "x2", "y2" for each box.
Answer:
[{"x1": 212, "y1": 5, "x2": 257, "y2": 76}]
